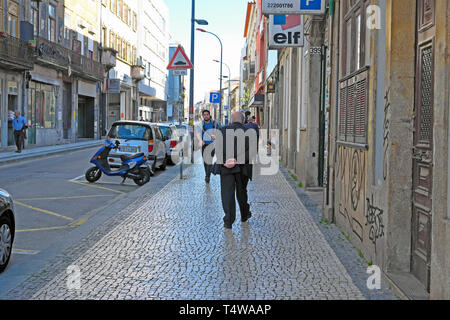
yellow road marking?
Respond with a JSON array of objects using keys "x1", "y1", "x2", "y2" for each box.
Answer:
[
  {"x1": 71, "y1": 218, "x2": 88, "y2": 227},
  {"x1": 15, "y1": 195, "x2": 115, "y2": 201},
  {"x1": 14, "y1": 201, "x2": 74, "y2": 221},
  {"x1": 78, "y1": 181, "x2": 137, "y2": 187},
  {"x1": 12, "y1": 248, "x2": 40, "y2": 255},
  {"x1": 16, "y1": 218, "x2": 88, "y2": 233},
  {"x1": 69, "y1": 180, "x2": 125, "y2": 194},
  {"x1": 16, "y1": 226, "x2": 69, "y2": 233}
]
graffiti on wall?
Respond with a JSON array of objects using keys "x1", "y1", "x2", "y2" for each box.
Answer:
[
  {"x1": 336, "y1": 146, "x2": 366, "y2": 242},
  {"x1": 365, "y1": 195, "x2": 385, "y2": 253},
  {"x1": 383, "y1": 87, "x2": 391, "y2": 180}
]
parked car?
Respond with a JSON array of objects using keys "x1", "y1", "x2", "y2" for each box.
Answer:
[
  {"x1": 107, "y1": 121, "x2": 167, "y2": 174},
  {"x1": 0, "y1": 188, "x2": 15, "y2": 273},
  {"x1": 156, "y1": 123, "x2": 181, "y2": 165},
  {"x1": 175, "y1": 122, "x2": 188, "y2": 136}
]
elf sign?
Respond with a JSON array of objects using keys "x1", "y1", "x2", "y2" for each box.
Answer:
[{"x1": 269, "y1": 14, "x2": 304, "y2": 49}]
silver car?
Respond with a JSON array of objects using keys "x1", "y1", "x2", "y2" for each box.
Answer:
[
  {"x1": 0, "y1": 188, "x2": 15, "y2": 273},
  {"x1": 156, "y1": 123, "x2": 181, "y2": 165},
  {"x1": 107, "y1": 121, "x2": 167, "y2": 174}
]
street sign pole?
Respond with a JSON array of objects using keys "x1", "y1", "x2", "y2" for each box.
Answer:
[
  {"x1": 167, "y1": 43, "x2": 193, "y2": 164},
  {"x1": 189, "y1": 0, "x2": 195, "y2": 163},
  {"x1": 179, "y1": 76, "x2": 184, "y2": 179},
  {"x1": 219, "y1": 42, "x2": 223, "y2": 125}
]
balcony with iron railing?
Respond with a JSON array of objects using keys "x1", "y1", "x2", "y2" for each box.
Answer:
[
  {"x1": 0, "y1": 34, "x2": 35, "y2": 70},
  {"x1": 36, "y1": 36, "x2": 104, "y2": 81}
]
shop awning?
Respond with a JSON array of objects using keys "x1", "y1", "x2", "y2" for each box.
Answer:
[{"x1": 248, "y1": 94, "x2": 264, "y2": 107}]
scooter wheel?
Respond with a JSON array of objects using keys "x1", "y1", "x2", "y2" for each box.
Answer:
[
  {"x1": 85, "y1": 167, "x2": 102, "y2": 183},
  {"x1": 134, "y1": 168, "x2": 150, "y2": 186}
]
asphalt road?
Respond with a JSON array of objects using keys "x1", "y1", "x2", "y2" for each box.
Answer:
[{"x1": 0, "y1": 146, "x2": 174, "y2": 266}]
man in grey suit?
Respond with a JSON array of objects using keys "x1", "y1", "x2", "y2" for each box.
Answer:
[{"x1": 216, "y1": 111, "x2": 256, "y2": 229}]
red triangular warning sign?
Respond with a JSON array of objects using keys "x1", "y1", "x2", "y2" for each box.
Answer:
[{"x1": 167, "y1": 45, "x2": 193, "y2": 70}]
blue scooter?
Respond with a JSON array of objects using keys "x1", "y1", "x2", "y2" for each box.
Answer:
[{"x1": 85, "y1": 139, "x2": 151, "y2": 186}]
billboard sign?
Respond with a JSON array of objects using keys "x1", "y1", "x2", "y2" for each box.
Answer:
[
  {"x1": 269, "y1": 14, "x2": 304, "y2": 48},
  {"x1": 262, "y1": 0, "x2": 326, "y2": 15}
]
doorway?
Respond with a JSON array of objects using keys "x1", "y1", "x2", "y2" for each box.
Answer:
[
  {"x1": 77, "y1": 95, "x2": 94, "y2": 139},
  {"x1": 27, "y1": 85, "x2": 36, "y2": 145},
  {"x1": 63, "y1": 82, "x2": 72, "y2": 139},
  {"x1": 7, "y1": 94, "x2": 18, "y2": 146},
  {"x1": 411, "y1": 0, "x2": 435, "y2": 292}
]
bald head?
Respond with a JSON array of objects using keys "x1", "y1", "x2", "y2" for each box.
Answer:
[{"x1": 231, "y1": 111, "x2": 245, "y2": 124}]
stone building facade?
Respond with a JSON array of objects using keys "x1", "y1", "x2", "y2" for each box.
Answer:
[
  {"x1": 322, "y1": 0, "x2": 450, "y2": 299},
  {"x1": 0, "y1": 0, "x2": 105, "y2": 149},
  {"x1": 248, "y1": 0, "x2": 449, "y2": 299}
]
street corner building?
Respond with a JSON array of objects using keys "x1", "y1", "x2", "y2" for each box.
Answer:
[
  {"x1": 0, "y1": 0, "x2": 170, "y2": 150},
  {"x1": 240, "y1": 0, "x2": 450, "y2": 299},
  {"x1": 0, "y1": 0, "x2": 104, "y2": 149}
]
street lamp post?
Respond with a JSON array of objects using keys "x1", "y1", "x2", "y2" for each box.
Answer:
[
  {"x1": 197, "y1": 28, "x2": 223, "y2": 125},
  {"x1": 189, "y1": 0, "x2": 208, "y2": 163},
  {"x1": 214, "y1": 59, "x2": 231, "y2": 124}
]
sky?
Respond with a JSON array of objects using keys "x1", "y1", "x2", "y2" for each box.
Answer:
[{"x1": 164, "y1": 0, "x2": 248, "y2": 104}]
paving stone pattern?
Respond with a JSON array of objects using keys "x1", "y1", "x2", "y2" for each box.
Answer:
[
  {"x1": 280, "y1": 167, "x2": 397, "y2": 300},
  {"x1": 29, "y1": 164, "x2": 366, "y2": 300}
]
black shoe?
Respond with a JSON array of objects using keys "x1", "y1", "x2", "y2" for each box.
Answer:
[
  {"x1": 224, "y1": 223, "x2": 232, "y2": 229},
  {"x1": 16, "y1": 150, "x2": 21, "y2": 153},
  {"x1": 205, "y1": 176, "x2": 210, "y2": 183},
  {"x1": 241, "y1": 212, "x2": 252, "y2": 222}
]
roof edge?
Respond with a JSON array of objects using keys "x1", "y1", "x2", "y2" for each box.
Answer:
[{"x1": 243, "y1": 1, "x2": 256, "y2": 38}]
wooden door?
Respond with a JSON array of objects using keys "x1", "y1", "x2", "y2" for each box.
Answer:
[{"x1": 411, "y1": 0, "x2": 435, "y2": 292}]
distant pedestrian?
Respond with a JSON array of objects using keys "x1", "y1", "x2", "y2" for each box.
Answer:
[
  {"x1": 218, "y1": 111, "x2": 255, "y2": 229},
  {"x1": 195, "y1": 110, "x2": 220, "y2": 183},
  {"x1": 244, "y1": 111, "x2": 251, "y2": 124},
  {"x1": 12, "y1": 111, "x2": 27, "y2": 153},
  {"x1": 245, "y1": 115, "x2": 260, "y2": 156},
  {"x1": 245, "y1": 116, "x2": 260, "y2": 141}
]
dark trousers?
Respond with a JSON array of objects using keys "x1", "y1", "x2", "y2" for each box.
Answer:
[
  {"x1": 14, "y1": 130, "x2": 24, "y2": 152},
  {"x1": 202, "y1": 144, "x2": 215, "y2": 178},
  {"x1": 220, "y1": 172, "x2": 250, "y2": 226}
]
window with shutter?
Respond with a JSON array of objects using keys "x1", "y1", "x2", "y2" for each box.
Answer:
[
  {"x1": 338, "y1": 0, "x2": 370, "y2": 146},
  {"x1": 354, "y1": 72, "x2": 368, "y2": 143},
  {"x1": 339, "y1": 83, "x2": 347, "y2": 140},
  {"x1": 338, "y1": 69, "x2": 369, "y2": 144},
  {"x1": 346, "y1": 81, "x2": 356, "y2": 142}
]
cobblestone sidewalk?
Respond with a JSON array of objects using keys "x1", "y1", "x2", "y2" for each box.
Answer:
[{"x1": 26, "y1": 164, "x2": 368, "y2": 300}]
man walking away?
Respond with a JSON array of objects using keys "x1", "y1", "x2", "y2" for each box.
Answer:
[
  {"x1": 13, "y1": 111, "x2": 27, "y2": 153},
  {"x1": 195, "y1": 110, "x2": 220, "y2": 183},
  {"x1": 218, "y1": 111, "x2": 255, "y2": 229}
]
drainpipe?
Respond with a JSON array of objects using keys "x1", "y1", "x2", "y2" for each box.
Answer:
[{"x1": 331, "y1": 0, "x2": 341, "y2": 224}]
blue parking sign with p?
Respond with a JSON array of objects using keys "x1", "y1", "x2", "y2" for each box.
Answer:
[
  {"x1": 210, "y1": 92, "x2": 221, "y2": 103},
  {"x1": 300, "y1": 0, "x2": 324, "y2": 11}
]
